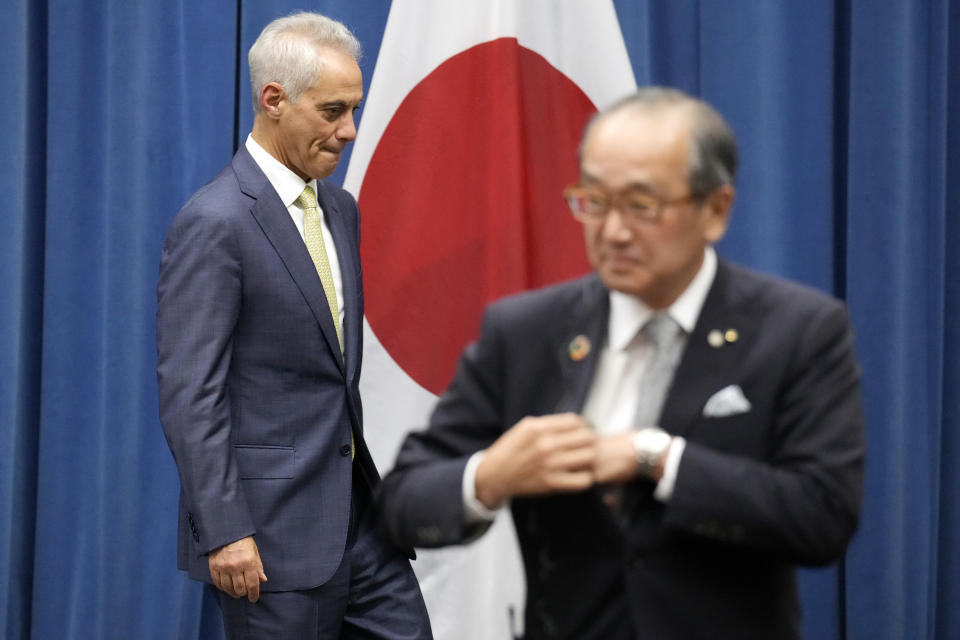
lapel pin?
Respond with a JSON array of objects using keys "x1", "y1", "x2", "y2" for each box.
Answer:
[
  {"x1": 725, "y1": 329, "x2": 739, "y2": 343},
  {"x1": 568, "y1": 335, "x2": 591, "y2": 361},
  {"x1": 707, "y1": 329, "x2": 724, "y2": 348}
]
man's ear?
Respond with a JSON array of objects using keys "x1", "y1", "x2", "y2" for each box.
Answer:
[
  {"x1": 701, "y1": 184, "x2": 735, "y2": 245},
  {"x1": 258, "y1": 82, "x2": 285, "y2": 119}
]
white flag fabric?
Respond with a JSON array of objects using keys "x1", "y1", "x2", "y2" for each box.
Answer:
[{"x1": 344, "y1": 2, "x2": 636, "y2": 638}]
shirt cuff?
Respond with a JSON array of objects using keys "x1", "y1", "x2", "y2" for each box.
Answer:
[
  {"x1": 462, "y1": 451, "x2": 503, "y2": 524},
  {"x1": 653, "y1": 436, "x2": 686, "y2": 502}
]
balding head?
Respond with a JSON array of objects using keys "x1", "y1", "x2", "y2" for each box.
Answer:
[{"x1": 582, "y1": 87, "x2": 737, "y2": 203}]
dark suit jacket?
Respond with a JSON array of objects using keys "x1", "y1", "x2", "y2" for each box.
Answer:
[
  {"x1": 379, "y1": 260, "x2": 865, "y2": 640},
  {"x1": 157, "y1": 146, "x2": 380, "y2": 591}
]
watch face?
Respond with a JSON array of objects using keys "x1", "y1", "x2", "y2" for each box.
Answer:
[{"x1": 634, "y1": 428, "x2": 671, "y2": 476}]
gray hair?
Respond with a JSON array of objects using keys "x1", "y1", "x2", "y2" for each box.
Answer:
[
  {"x1": 582, "y1": 87, "x2": 738, "y2": 202},
  {"x1": 248, "y1": 12, "x2": 361, "y2": 113}
]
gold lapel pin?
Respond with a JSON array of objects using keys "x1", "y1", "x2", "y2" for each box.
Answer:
[
  {"x1": 568, "y1": 335, "x2": 591, "y2": 361},
  {"x1": 724, "y1": 329, "x2": 739, "y2": 344},
  {"x1": 707, "y1": 329, "x2": 724, "y2": 348}
]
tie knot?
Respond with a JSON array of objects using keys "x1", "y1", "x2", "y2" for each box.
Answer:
[
  {"x1": 296, "y1": 185, "x2": 318, "y2": 210},
  {"x1": 642, "y1": 313, "x2": 679, "y2": 348}
]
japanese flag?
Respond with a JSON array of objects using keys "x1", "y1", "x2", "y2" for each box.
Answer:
[{"x1": 344, "y1": 1, "x2": 636, "y2": 637}]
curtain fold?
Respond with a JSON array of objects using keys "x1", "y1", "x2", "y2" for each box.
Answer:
[
  {"x1": 1, "y1": 0, "x2": 957, "y2": 638},
  {"x1": 936, "y1": 7, "x2": 960, "y2": 638},
  {"x1": 1, "y1": 2, "x2": 46, "y2": 638}
]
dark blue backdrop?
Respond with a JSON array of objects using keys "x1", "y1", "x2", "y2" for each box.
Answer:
[{"x1": 2, "y1": 1, "x2": 958, "y2": 638}]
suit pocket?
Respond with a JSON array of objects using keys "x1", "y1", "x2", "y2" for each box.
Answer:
[{"x1": 233, "y1": 444, "x2": 295, "y2": 479}]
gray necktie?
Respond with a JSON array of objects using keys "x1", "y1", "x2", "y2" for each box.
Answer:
[
  {"x1": 633, "y1": 313, "x2": 685, "y2": 428},
  {"x1": 602, "y1": 313, "x2": 685, "y2": 515}
]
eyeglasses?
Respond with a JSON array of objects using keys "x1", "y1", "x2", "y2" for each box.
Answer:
[{"x1": 563, "y1": 184, "x2": 695, "y2": 226}]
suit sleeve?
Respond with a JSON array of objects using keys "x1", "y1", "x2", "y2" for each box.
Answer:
[
  {"x1": 156, "y1": 204, "x2": 255, "y2": 555},
  {"x1": 664, "y1": 300, "x2": 865, "y2": 566},
  {"x1": 377, "y1": 306, "x2": 510, "y2": 550}
]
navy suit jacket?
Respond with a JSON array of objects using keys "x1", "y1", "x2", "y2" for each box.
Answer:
[
  {"x1": 157, "y1": 146, "x2": 379, "y2": 591},
  {"x1": 379, "y1": 260, "x2": 865, "y2": 640}
]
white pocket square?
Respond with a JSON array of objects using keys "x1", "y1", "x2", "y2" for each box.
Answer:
[{"x1": 703, "y1": 384, "x2": 752, "y2": 418}]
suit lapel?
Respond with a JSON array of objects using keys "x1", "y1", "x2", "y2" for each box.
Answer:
[
  {"x1": 553, "y1": 275, "x2": 609, "y2": 414},
  {"x1": 550, "y1": 277, "x2": 630, "y2": 531},
  {"x1": 233, "y1": 148, "x2": 346, "y2": 374},
  {"x1": 658, "y1": 260, "x2": 753, "y2": 437},
  {"x1": 314, "y1": 181, "x2": 360, "y2": 385}
]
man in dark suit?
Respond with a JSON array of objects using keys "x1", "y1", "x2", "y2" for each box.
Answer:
[
  {"x1": 157, "y1": 12, "x2": 431, "y2": 639},
  {"x1": 378, "y1": 87, "x2": 864, "y2": 639}
]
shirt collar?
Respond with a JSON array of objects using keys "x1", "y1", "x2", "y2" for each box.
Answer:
[
  {"x1": 607, "y1": 246, "x2": 718, "y2": 351},
  {"x1": 245, "y1": 134, "x2": 317, "y2": 208}
]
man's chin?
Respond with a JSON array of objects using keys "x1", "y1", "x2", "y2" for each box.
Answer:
[
  {"x1": 309, "y1": 157, "x2": 340, "y2": 179},
  {"x1": 598, "y1": 270, "x2": 647, "y2": 297},
  {"x1": 600, "y1": 260, "x2": 644, "y2": 278}
]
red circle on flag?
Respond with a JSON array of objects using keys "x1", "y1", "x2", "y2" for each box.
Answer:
[{"x1": 359, "y1": 38, "x2": 595, "y2": 395}]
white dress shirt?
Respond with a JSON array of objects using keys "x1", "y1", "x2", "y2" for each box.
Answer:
[
  {"x1": 463, "y1": 247, "x2": 718, "y2": 521},
  {"x1": 245, "y1": 134, "x2": 345, "y2": 329}
]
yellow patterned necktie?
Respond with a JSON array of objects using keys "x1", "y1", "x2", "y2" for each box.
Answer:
[
  {"x1": 295, "y1": 185, "x2": 343, "y2": 352},
  {"x1": 296, "y1": 185, "x2": 354, "y2": 459}
]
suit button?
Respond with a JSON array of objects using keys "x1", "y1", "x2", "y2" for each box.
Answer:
[{"x1": 340, "y1": 444, "x2": 352, "y2": 456}]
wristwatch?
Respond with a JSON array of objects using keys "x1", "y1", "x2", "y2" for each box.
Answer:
[{"x1": 632, "y1": 427, "x2": 673, "y2": 479}]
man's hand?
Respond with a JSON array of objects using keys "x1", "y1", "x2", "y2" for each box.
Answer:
[
  {"x1": 593, "y1": 432, "x2": 641, "y2": 484},
  {"x1": 594, "y1": 431, "x2": 674, "y2": 484},
  {"x1": 475, "y1": 413, "x2": 597, "y2": 509},
  {"x1": 208, "y1": 536, "x2": 268, "y2": 602}
]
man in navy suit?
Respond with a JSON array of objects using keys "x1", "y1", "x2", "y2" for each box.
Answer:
[
  {"x1": 157, "y1": 12, "x2": 431, "y2": 639},
  {"x1": 378, "y1": 88, "x2": 865, "y2": 639}
]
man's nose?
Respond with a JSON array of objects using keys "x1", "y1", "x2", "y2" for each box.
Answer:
[
  {"x1": 600, "y1": 207, "x2": 635, "y2": 241},
  {"x1": 338, "y1": 113, "x2": 358, "y2": 141}
]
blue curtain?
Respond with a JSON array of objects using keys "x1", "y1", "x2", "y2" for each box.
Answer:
[{"x1": 2, "y1": 1, "x2": 956, "y2": 638}]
